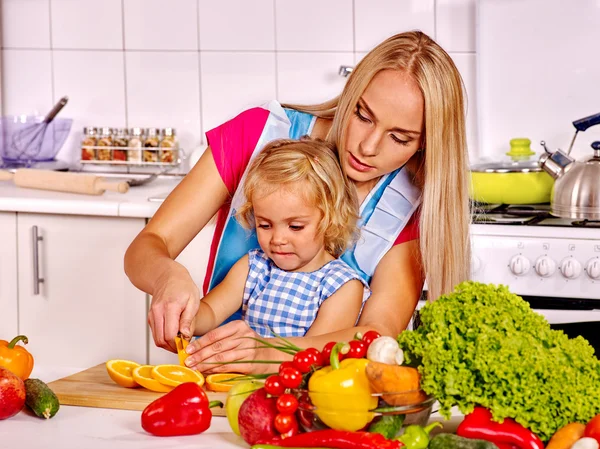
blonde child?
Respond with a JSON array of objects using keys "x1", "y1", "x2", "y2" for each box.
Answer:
[{"x1": 191, "y1": 138, "x2": 369, "y2": 338}]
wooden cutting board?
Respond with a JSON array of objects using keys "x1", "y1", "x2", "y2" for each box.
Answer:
[{"x1": 47, "y1": 364, "x2": 228, "y2": 416}]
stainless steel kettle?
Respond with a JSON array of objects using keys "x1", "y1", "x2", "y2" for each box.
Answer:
[{"x1": 539, "y1": 112, "x2": 600, "y2": 220}]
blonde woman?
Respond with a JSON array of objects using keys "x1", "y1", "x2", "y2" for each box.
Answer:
[
  {"x1": 124, "y1": 30, "x2": 471, "y2": 373},
  {"x1": 190, "y1": 138, "x2": 368, "y2": 339}
]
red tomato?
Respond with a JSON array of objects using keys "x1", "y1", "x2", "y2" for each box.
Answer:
[
  {"x1": 279, "y1": 366, "x2": 303, "y2": 389},
  {"x1": 304, "y1": 347, "x2": 322, "y2": 366},
  {"x1": 362, "y1": 330, "x2": 382, "y2": 347},
  {"x1": 347, "y1": 340, "x2": 367, "y2": 359},
  {"x1": 278, "y1": 361, "x2": 295, "y2": 376},
  {"x1": 585, "y1": 414, "x2": 600, "y2": 444},
  {"x1": 321, "y1": 341, "x2": 343, "y2": 366},
  {"x1": 276, "y1": 394, "x2": 299, "y2": 414},
  {"x1": 264, "y1": 375, "x2": 285, "y2": 396},
  {"x1": 274, "y1": 413, "x2": 297, "y2": 434},
  {"x1": 292, "y1": 350, "x2": 319, "y2": 373}
]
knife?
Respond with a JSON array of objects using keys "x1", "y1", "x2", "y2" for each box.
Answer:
[{"x1": 175, "y1": 332, "x2": 191, "y2": 366}]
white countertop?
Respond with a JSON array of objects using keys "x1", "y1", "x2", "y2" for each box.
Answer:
[{"x1": 0, "y1": 176, "x2": 181, "y2": 218}]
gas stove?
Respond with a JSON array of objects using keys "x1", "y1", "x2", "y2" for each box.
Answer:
[{"x1": 470, "y1": 203, "x2": 600, "y2": 315}]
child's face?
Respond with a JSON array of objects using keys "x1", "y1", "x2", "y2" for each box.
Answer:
[{"x1": 252, "y1": 183, "x2": 330, "y2": 272}]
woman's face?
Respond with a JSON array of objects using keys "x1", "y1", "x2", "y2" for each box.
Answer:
[{"x1": 341, "y1": 69, "x2": 424, "y2": 189}]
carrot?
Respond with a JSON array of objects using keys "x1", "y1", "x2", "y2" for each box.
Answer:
[
  {"x1": 365, "y1": 361, "x2": 428, "y2": 407},
  {"x1": 546, "y1": 422, "x2": 586, "y2": 449}
]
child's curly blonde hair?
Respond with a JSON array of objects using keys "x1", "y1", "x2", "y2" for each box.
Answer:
[{"x1": 236, "y1": 138, "x2": 359, "y2": 258}]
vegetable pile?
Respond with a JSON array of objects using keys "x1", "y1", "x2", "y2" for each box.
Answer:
[{"x1": 397, "y1": 281, "x2": 600, "y2": 441}]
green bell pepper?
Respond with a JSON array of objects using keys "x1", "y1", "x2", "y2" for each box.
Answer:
[{"x1": 397, "y1": 422, "x2": 443, "y2": 449}]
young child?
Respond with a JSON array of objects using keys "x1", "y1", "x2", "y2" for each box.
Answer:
[{"x1": 192, "y1": 138, "x2": 369, "y2": 338}]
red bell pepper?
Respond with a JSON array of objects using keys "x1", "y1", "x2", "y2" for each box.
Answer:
[
  {"x1": 457, "y1": 407, "x2": 544, "y2": 449},
  {"x1": 258, "y1": 429, "x2": 403, "y2": 449},
  {"x1": 141, "y1": 382, "x2": 223, "y2": 437},
  {"x1": 584, "y1": 414, "x2": 600, "y2": 445}
]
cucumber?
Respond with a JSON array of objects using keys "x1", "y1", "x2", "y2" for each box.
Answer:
[
  {"x1": 430, "y1": 433, "x2": 500, "y2": 449},
  {"x1": 368, "y1": 414, "x2": 405, "y2": 439},
  {"x1": 24, "y1": 378, "x2": 60, "y2": 419}
]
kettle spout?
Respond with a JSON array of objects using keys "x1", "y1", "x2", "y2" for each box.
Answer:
[{"x1": 538, "y1": 144, "x2": 575, "y2": 180}]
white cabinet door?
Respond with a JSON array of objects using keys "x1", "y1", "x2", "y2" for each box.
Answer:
[
  {"x1": 0, "y1": 212, "x2": 18, "y2": 338},
  {"x1": 17, "y1": 213, "x2": 147, "y2": 370},
  {"x1": 148, "y1": 223, "x2": 215, "y2": 365}
]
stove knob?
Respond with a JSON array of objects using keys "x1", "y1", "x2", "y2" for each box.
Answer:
[
  {"x1": 509, "y1": 255, "x2": 530, "y2": 276},
  {"x1": 560, "y1": 257, "x2": 582, "y2": 279},
  {"x1": 586, "y1": 258, "x2": 600, "y2": 280},
  {"x1": 534, "y1": 256, "x2": 556, "y2": 277}
]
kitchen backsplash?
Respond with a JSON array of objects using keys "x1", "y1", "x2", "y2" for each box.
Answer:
[{"x1": 0, "y1": 0, "x2": 477, "y2": 171}]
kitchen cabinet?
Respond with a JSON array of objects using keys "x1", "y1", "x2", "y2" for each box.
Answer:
[
  {"x1": 16, "y1": 213, "x2": 147, "y2": 369},
  {"x1": 0, "y1": 212, "x2": 18, "y2": 338},
  {"x1": 148, "y1": 223, "x2": 215, "y2": 365}
]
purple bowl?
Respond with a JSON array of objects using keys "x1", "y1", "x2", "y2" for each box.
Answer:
[{"x1": 0, "y1": 115, "x2": 73, "y2": 163}]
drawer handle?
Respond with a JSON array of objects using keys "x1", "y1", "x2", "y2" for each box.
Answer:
[{"x1": 32, "y1": 226, "x2": 44, "y2": 295}]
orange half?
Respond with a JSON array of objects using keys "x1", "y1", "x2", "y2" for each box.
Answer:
[
  {"x1": 106, "y1": 359, "x2": 141, "y2": 388},
  {"x1": 151, "y1": 364, "x2": 204, "y2": 388},
  {"x1": 205, "y1": 373, "x2": 247, "y2": 392},
  {"x1": 132, "y1": 365, "x2": 174, "y2": 393}
]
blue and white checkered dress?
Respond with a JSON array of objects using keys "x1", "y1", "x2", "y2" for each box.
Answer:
[{"x1": 242, "y1": 249, "x2": 370, "y2": 338}]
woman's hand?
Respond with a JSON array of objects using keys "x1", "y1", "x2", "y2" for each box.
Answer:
[
  {"x1": 183, "y1": 321, "x2": 271, "y2": 374},
  {"x1": 148, "y1": 264, "x2": 201, "y2": 353}
]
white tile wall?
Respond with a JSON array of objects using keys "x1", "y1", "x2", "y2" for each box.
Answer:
[{"x1": 0, "y1": 0, "x2": 479, "y2": 168}]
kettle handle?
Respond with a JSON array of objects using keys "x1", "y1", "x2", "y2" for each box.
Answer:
[{"x1": 573, "y1": 112, "x2": 600, "y2": 132}]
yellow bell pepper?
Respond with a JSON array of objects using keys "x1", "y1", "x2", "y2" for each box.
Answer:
[
  {"x1": 0, "y1": 335, "x2": 34, "y2": 380},
  {"x1": 308, "y1": 342, "x2": 377, "y2": 431}
]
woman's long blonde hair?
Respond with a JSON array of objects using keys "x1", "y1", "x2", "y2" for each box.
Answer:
[
  {"x1": 236, "y1": 138, "x2": 359, "y2": 258},
  {"x1": 285, "y1": 31, "x2": 471, "y2": 300}
]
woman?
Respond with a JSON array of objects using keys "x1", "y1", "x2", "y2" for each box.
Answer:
[{"x1": 124, "y1": 31, "x2": 471, "y2": 374}]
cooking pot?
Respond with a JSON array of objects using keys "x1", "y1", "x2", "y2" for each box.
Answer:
[{"x1": 469, "y1": 138, "x2": 554, "y2": 204}]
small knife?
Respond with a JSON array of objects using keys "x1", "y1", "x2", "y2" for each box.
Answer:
[{"x1": 175, "y1": 332, "x2": 191, "y2": 366}]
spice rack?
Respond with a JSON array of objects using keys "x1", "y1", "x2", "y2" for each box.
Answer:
[{"x1": 80, "y1": 146, "x2": 182, "y2": 166}]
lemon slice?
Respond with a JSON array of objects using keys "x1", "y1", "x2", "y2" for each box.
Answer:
[
  {"x1": 106, "y1": 359, "x2": 141, "y2": 388},
  {"x1": 132, "y1": 365, "x2": 174, "y2": 393},
  {"x1": 205, "y1": 373, "x2": 246, "y2": 392},
  {"x1": 151, "y1": 364, "x2": 205, "y2": 387}
]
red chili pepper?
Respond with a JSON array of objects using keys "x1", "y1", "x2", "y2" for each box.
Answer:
[
  {"x1": 457, "y1": 407, "x2": 544, "y2": 449},
  {"x1": 141, "y1": 382, "x2": 223, "y2": 437},
  {"x1": 258, "y1": 429, "x2": 403, "y2": 449}
]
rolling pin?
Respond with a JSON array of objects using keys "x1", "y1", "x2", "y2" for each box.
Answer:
[{"x1": 0, "y1": 169, "x2": 130, "y2": 195}]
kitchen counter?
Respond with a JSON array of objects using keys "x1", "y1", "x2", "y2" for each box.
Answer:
[{"x1": 0, "y1": 175, "x2": 182, "y2": 218}]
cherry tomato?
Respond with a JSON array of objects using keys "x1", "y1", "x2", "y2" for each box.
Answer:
[
  {"x1": 274, "y1": 413, "x2": 297, "y2": 434},
  {"x1": 304, "y1": 347, "x2": 322, "y2": 366},
  {"x1": 276, "y1": 393, "x2": 299, "y2": 414},
  {"x1": 264, "y1": 375, "x2": 285, "y2": 396},
  {"x1": 347, "y1": 339, "x2": 367, "y2": 359},
  {"x1": 279, "y1": 366, "x2": 303, "y2": 389},
  {"x1": 321, "y1": 341, "x2": 341, "y2": 366},
  {"x1": 278, "y1": 361, "x2": 295, "y2": 376},
  {"x1": 361, "y1": 330, "x2": 382, "y2": 347},
  {"x1": 292, "y1": 350, "x2": 319, "y2": 373},
  {"x1": 280, "y1": 418, "x2": 299, "y2": 438}
]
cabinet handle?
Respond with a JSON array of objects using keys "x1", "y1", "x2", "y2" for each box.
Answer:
[{"x1": 32, "y1": 225, "x2": 44, "y2": 295}]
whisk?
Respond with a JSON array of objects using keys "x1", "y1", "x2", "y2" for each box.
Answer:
[{"x1": 10, "y1": 96, "x2": 69, "y2": 161}]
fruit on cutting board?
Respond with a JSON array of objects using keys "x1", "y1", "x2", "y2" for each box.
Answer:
[
  {"x1": 151, "y1": 364, "x2": 204, "y2": 388},
  {"x1": 0, "y1": 367, "x2": 26, "y2": 420},
  {"x1": 225, "y1": 380, "x2": 263, "y2": 435},
  {"x1": 132, "y1": 366, "x2": 174, "y2": 393},
  {"x1": 238, "y1": 387, "x2": 279, "y2": 445},
  {"x1": 24, "y1": 378, "x2": 59, "y2": 419},
  {"x1": 205, "y1": 373, "x2": 246, "y2": 392},
  {"x1": 105, "y1": 360, "x2": 141, "y2": 388}
]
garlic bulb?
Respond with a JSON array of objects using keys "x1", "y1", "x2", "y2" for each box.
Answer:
[{"x1": 366, "y1": 336, "x2": 404, "y2": 365}]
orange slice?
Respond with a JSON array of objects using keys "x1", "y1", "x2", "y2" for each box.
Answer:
[
  {"x1": 151, "y1": 364, "x2": 205, "y2": 388},
  {"x1": 205, "y1": 373, "x2": 247, "y2": 392},
  {"x1": 175, "y1": 334, "x2": 190, "y2": 366},
  {"x1": 106, "y1": 359, "x2": 141, "y2": 388},
  {"x1": 132, "y1": 365, "x2": 174, "y2": 393}
]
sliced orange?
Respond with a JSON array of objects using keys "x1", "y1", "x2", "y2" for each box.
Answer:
[
  {"x1": 175, "y1": 334, "x2": 190, "y2": 366},
  {"x1": 151, "y1": 364, "x2": 204, "y2": 388},
  {"x1": 106, "y1": 359, "x2": 141, "y2": 388},
  {"x1": 132, "y1": 365, "x2": 175, "y2": 393},
  {"x1": 205, "y1": 373, "x2": 247, "y2": 392}
]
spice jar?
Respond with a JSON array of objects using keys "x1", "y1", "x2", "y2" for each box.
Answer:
[
  {"x1": 128, "y1": 127, "x2": 144, "y2": 162},
  {"x1": 81, "y1": 127, "x2": 97, "y2": 161},
  {"x1": 112, "y1": 128, "x2": 128, "y2": 162},
  {"x1": 159, "y1": 128, "x2": 178, "y2": 163},
  {"x1": 96, "y1": 127, "x2": 113, "y2": 161},
  {"x1": 143, "y1": 128, "x2": 160, "y2": 163}
]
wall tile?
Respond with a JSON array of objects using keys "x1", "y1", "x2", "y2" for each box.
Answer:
[
  {"x1": 451, "y1": 53, "x2": 479, "y2": 162},
  {"x1": 200, "y1": 51, "x2": 276, "y2": 132},
  {"x1": 275, "y1": 0, "x2": 353, "y2": 51},
  {"x1": 1, "y1": 50, "x2": 53, "y2": 115},
  {"x1": 354, "y1": 0, "x2": 435, "y2": 52},
  {"x1": 199, "y1": 0, "x2": 275, "y2": 50},
  {"x1": 52, "y1": 51, "x2": 126, "y2": 161},
  {"x1": 436, "y1": 0, "x2": 476, "y2": 52},
  {"x1": 1, "y1": 0, "x2": 51, "y2": 48},
  {"x1": 126, "y1": 51, "x2": 201, "y2": 162},
  {"x1": 277, "y1": 52, "x2": 351, "y2": 104},
  {"x1": 51, "y1": 0, "x2": 123, "y2": 49},
  {"x1": 124, "y1": 0, "x2": 198, "y2": 50}
]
